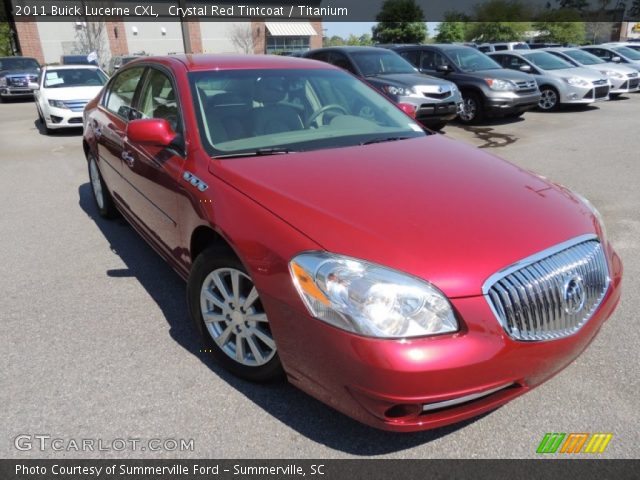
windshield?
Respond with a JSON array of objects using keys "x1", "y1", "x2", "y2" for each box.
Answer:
[
  {"x1": 44, "y1": 68, "x2": 108, "y2": 88},
  {"x1": 522, "y1": 51, "x2": 574, "y2": 70},
  {"x1": 612, "y1": 46, "x2": 640, "y2": 60},
  {"x1": 190, "y1": 68, "x2": 427, "y2": 157},
  {"x1": 0, "y1": 57, "x2": 40, "y2": 72},
  {"x1": 563, "y1": 49, "x2": 605, "y2": 65},
  {"x1": 447, "y1": 48, "x2": 502, "y2": 72},
  {"x1": 350, "y1": 51, "x2": 416, "y2": 76}
]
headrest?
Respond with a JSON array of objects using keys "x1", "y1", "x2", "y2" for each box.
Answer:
[{"x1": 253, "y1": 77, "x2": 287, "y2": 104}]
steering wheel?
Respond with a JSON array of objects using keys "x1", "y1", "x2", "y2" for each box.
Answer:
[{"x1": 305, "y1": 104, "x2": 348, "y2": 128}]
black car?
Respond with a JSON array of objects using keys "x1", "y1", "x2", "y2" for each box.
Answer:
[
  {"x1": 303, "y1": 46, "x2": 462, "y2": 130},
  {"x1": 61, "y1": 55, "x2": 98, "y2": 66},
  {"x1": 0, "y1": 56, "x2": 40, "y2": 101},
  {"x1": 384, "y1": 44, "x2": 541, "y2": 123}
]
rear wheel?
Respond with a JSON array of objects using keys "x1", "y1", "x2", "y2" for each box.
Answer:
[
  {"x1": 538, "y1": 86, "x2": 560, "y2": 111},
  {"x1": 188, "y1": 247, "x2": 284, "y2": 382},
  {"x1": 87, "y1": 154, "x2": 118, "y2": 218},
  {"x1": 458, "y1": 92, "x2": 484, "y2": 124}
]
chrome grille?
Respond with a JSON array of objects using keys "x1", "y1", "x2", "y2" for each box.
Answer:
[
  {"x1": 62, "y1": 100, "x2": 90, "y2": 112},
  {"x1": 484, "y1": 236, "x2": 610, "y2": 341},
  {"x1": 515, "y1": 80, "x2": 537, "y2": 91}
]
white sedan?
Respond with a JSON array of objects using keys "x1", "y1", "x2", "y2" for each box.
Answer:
[{"x1": 34, "y1": 65, "x2": 108, "y2": 134}]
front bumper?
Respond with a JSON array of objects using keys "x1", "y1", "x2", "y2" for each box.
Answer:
[
  {"x1": 44, "y1": 105, "x2": 84, "y2": 129},
  {"x1": 559, "y1": 83, "x2": 610, "y2": 104},
  {"x1": 610, "y1": 76, "x2": 640, "y2": 94},
  {"x1": 397, "y1": 93, "x2": 463, "y2": 125},
  {"x1": 268, "y1": 246, "x2": 622, "y2": 432},
  {"x1": 0, "y1": 87, "x2": 35, "y2": 98},
  {"x1": 485, "y1": 91, "x2": 541, "y2": 115}
]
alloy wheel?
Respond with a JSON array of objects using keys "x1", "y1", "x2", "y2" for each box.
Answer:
[
  {"x1": 459, "y1": 97, "x2": 477, "y2": 122},
  {"x1": 199, "y1": 268, "x2": 276, "y2": 367},
  {"x1": 88, "y1": 157, "x2": 105, "y2": 210},
  {"x1": 539, "y1": 89, "x2": 558, "y2": 110}
]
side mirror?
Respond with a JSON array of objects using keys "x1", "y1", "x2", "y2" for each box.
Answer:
[
  {"x1": 29, "y1": 82, "x2": 39, "y2": 90},
  {"x1": 126, "y1": 118, "x2": 176, "y2": 147},
  {"x1": 519, "y1": 65, "x2": 532, "y2": 73},
  {"x1": 611, "y1": 56, "x2": 621, "y2": 63},
  {"x1": 436, "y1": 64, "x2": 451, "y2": 73}
]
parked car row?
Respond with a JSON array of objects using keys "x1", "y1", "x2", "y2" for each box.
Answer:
[{"x1": 299, "y1": 43, "x2": 639, "y2": 125}]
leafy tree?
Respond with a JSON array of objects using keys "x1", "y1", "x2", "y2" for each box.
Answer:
[
  {"x1": 556, "y1": 0, "x2": 589, "y2": 10},
  {"x1": 533, "y1": 21, "x2": 586, "y2": 44},
  {"x1": 358, "y1": 33, "x2": 373, "y2": 45},
  {"x1": 435, "y1": 22, "x2": 467, "y2": 42},
  {"x1": 372, "y1": 0, "x2": 427, "y2": 44},
  {"x1": 464, "y1": 1, "x2": 532, "y2": 41},
  {"x1": 323, "y1": 35, "x2": 346, "y2": 47},
  {"x1": 0, "y1": 22, "x2": 13, "y2": 56}
]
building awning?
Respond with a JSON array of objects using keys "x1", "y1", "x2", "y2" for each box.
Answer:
[{"x1": 265, "y1": 22, "x2": 318, "y2": 36}]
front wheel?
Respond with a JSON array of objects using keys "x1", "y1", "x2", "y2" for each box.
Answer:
[
  {"x1": 538, "y1": 87, "x2": 560, "y2": 111},
  {"x1": 458, "y1": 92, "x2": 484, "y2": 124},
  {"x1": 188, "y1": 248, "x2": 284, "y2": 382}
]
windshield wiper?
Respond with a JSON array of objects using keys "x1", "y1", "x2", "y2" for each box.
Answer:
[
  {"x1": 360, "y1": 136, "x2": 411, "y2": 146},
  {"x1": 213, "y1": 147, "x2": 296, "y2": 159}
]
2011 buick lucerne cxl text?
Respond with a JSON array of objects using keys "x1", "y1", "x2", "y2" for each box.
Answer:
[{"x1": 83, "y1": 55, "x2": 622, "y2": 432}]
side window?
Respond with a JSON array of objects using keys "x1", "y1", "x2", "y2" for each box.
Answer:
[
  {"x1": 420, "y1": 50, "x2": 448, "y2": 71},
  {"x1": 399, "y1": 50, "x2": 419, "y2": 67},
  {"x1": 328, "y1": 52, "x2": 357, "y2": 74},
  {"x1": 105, "y1": 67, "x2": 145, "y2": 119},
  {"x1": 137, "y1": 68, "x2": 180, "y2": 133},
  {"x1": 494, "y1": 45, "x2": 508, "y2": 51},
  {"x1": 307, "y1": 51, "x2": 330, "y2": 63}
]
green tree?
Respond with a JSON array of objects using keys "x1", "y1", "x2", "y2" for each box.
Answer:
[
  {"x1": 0, "y1": 22, "x2": 13, "y2": 56},
  {"x1": 533, "y1": 22, "x2": 586, "y2": 44},
  {"x1": 372, "y1": 0, "x2": 427, "y2": 44},
  {"x1": 464, "y1": 1, "x2": 532, "y2": 41},
  {"x1": 358, "y1": 33, "x2": 373, "y2": 45},
  {"x1": 556, "y1": 0, "x2": 589, "y2": 10},
  {"x1": 435, "y1": 22, "x2": 467, "y2": 42},
  {"x1": 323, "y1": 35, "x2": 346, "y2": 47}
]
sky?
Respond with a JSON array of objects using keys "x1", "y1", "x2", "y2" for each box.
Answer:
[{"x1": 324, "y1": 22, "x2": 441, "y2": 39}]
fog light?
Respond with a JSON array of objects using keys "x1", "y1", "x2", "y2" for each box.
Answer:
[{"x1": 384, "y1": 403, "x2": 422, "y2": 420}]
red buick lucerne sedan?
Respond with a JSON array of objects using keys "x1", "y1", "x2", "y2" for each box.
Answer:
[{"x1": 82, "y1": 54, "x2": 622, "y2": 432}]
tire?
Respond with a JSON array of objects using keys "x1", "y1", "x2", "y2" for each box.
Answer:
[
  {"x1": 458, "y1": 92, "x2": 485, "y2": 124},
  {"x1": 538, "y1": 86, "x2": 560, "y2": 111},
  {"x1": 188, "y1": 247, "x2": 284, "y2": 382},
  {"x1": 427, "y1": 122, "x2": 447, "y2": 131},
  {"x1": 87, "y1": 153, "x2": 118, "y2": 218}
]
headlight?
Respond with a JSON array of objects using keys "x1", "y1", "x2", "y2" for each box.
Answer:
[
  {"x1": 563, "y1": 77, "x2": 590, "y2": 87},
  {"x1": 600, "y1": 70, "x2": 624, "y2": 79},
  {"x1": 289, "y1": 252, "x2": 458, "y2": 338},
  {"x1": 484, "y1": 78, "x2": 516, "y2": 91},
  {"x1": 574, "y1": 192, "x2": 607, "y2": 241},
  {"x1": 382, "y1": 85, "x2": 415, "y2": 97},
  {"x1": 48, "y1": 99, "x2": 68, "y2": 109},
  {"x1": 0, "y1": 77, "x2": 6, "y2": 87}
]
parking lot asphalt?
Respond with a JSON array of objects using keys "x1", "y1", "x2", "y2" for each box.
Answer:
[{"x1": 1, "y1": 96, "x2": 638, "y2": 459}]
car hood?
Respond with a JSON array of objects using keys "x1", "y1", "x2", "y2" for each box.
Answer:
[
  {"x1": 42, "y1": 85, "x2": 104, "y2": 100},
  {"x1": 369, "y1": 72, "x2": 452, "y2": 87},
  {"x1": 210, "y1": 135, "x2": 598, "y2": 298},
  {"x1": 543, "y1": 67, "x2": 606, "y2": 81}
]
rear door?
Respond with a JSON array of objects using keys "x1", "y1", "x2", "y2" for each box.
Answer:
[{"x1": 119, "y1": 66, "x2": 185, "y2": 259}]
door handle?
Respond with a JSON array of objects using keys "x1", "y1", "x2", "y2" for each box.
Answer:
[{"x1": 121, "y1": 151, "x2": 135, "y2": 167}]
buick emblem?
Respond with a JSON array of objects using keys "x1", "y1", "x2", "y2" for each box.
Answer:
[{"x1": 563, "y1": 275, "x2": 586, "y2": 315}]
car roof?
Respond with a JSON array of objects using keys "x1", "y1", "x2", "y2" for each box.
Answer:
[
  {"x1": 307, "y1": 46, "x2": 392, "y2": 54},
  {"x1": 144, "y1": 54, "x2": 338, "y2": 71}
]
